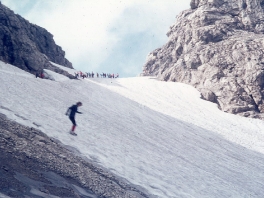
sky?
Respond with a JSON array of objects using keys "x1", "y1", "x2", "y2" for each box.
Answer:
[
  {"x1": 1, "y1": 61, "x2": 264, "y2": 197},
  {"x1": 1, "y1": 0, "x2": 190, "y2": 77}
]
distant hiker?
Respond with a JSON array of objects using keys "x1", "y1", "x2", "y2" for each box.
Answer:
[
  {"x1": 40, "y1": 72, "x2": 44, "y2": 79},
  {"x1": 35, "y1": 72, "x2": 38, "y2": 78},
  {"x1": 66, "y1": 102, "x2": 83, "y2": 136},
  {"x1": 75, "y1": 72, "x2": 78, "y2": 78}
]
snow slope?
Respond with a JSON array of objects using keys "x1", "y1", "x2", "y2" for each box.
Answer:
[{"x1": 1, "y1": 61, "x2": 264, "y2": 198}]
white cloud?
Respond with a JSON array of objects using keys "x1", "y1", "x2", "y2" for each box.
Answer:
[{"x1": 1, "y1": 0, "x2": 190, "y2": 76}]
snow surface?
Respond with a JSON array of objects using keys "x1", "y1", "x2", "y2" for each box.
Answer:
[{"x1": 1, "y1": 61, "x2": 264, "y2": 198}]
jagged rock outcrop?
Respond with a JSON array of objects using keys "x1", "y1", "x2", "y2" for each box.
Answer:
[
  {"x1": 0, "y1": 113, "x2": 150, "y2": 198},
  {"x1": 143, "y1": 0, "x2": 264, "y2": 119},
  {"x1": 0, "y1": 2, "x2": 74, "y2": 78}
]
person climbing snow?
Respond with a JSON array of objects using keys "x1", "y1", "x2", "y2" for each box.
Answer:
[{"x1": 66, "y1": 102, "x2": 83, "y2": 136}]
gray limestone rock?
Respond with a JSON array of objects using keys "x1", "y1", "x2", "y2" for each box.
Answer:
[
  {"x1": 143, "y1": 0, "x2": 264, "y2": 119},
  {"x1": 0, "y1": 2, "x2": 74, "y2": 77}
]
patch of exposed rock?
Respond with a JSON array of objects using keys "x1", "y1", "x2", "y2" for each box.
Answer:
[
  {"x1": 143, "y1": 0, "x2": 264, "y2": 119},
  {"x1": 0, "y1": 113, "x2": 151, "y2": 198},
  {"x1": 0, "y1": 2, "x2": 74, "y2": 78}
]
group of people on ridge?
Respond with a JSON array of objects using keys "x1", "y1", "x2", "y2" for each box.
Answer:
[{"x1": 74, "y1": 71, "x2": 119, "y2": 79}]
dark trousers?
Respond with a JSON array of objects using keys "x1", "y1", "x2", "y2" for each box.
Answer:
[{"x1": 69, "y1": 116, "x2": 76, "y2": 126}]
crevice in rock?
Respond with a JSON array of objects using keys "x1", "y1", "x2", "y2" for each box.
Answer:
[
  {"x1": 249, "y1": 94, "x2": 261, "y2": 113},
  {"x1": 242, "y1": 3, "x2": 247, "y2": 10}
]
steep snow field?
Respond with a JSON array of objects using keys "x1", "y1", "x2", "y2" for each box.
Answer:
[{"x1": 1, "y1": 61, "x2": 264, "y2": 198}]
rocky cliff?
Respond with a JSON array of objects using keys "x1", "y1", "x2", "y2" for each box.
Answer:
[
  {"x1": 143, "y1": 0, "x2": 264, "y2": 119},
  {"x1": 0, "y1": 2, "x2": 74, "y2": 77}
]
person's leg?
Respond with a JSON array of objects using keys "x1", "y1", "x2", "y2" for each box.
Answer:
[{"x1": 69, "y1": 117, "x2": 77, "y2": 131}]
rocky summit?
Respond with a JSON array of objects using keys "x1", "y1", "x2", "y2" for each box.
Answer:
[
  {"x1": 0, "y1": 2, "x2": 74, "y2": 78},
  {"x1": 143, "y1": 0, "x2": 264, "y2": 119}
]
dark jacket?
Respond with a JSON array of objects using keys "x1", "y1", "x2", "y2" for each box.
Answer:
[{"x1": 66, "y1": 105, "x2": 81, "y2": 117}]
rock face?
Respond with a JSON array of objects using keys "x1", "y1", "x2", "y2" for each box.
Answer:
[
  {"x1": 143, "y1": 0, "x2": 264, "y2": 119},
  {"x1": 0, "y1": 2, "x2": 74, "y2": 77},
  {"x1": 0, "y1": 113, "x2": 150, "y2": 198}
]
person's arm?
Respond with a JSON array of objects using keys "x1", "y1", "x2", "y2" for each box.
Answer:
[{"x1": 76, "y1": 109, "x2": 82, "y2": 114}]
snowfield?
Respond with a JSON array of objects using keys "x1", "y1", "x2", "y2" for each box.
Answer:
[{"x1": 1, "y1": 61, "x2": 264, "y2": 198}]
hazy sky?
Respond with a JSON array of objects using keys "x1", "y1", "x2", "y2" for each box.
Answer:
[{"x1": 1, "y1": 0, "x2": 190, "y2": 77}]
